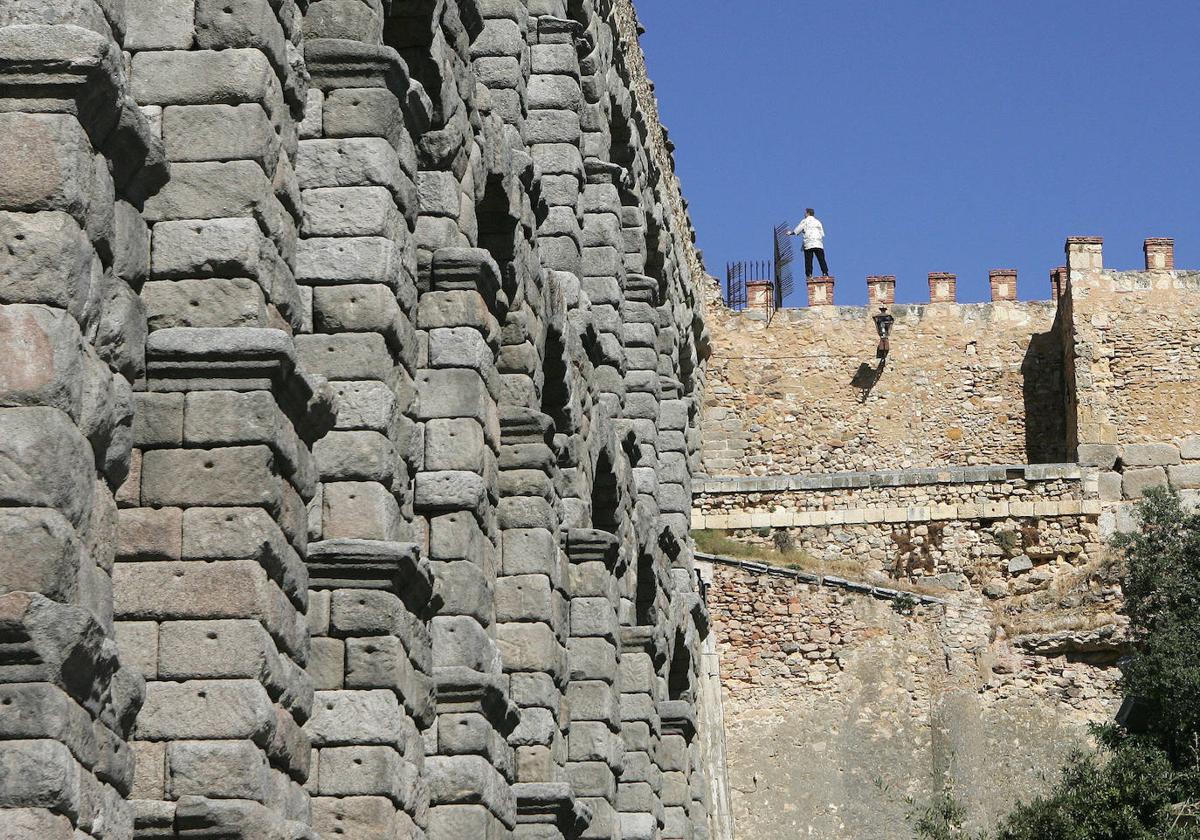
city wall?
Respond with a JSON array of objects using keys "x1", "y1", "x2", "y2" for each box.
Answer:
[
  {"x1": 703, "y1": 299, "x2": 1067, "y2": 476},
  {"x1": 1065, "y1": 245, "x2": 1200, "y2": 532},
  {"x1": 0, "y1": 2, "x2": 718, "y2": 840},
  {"x1": 697, "y1": 239, "x2": 1200, "y2": 839}
]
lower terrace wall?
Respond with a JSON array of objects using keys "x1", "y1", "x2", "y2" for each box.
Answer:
[
  {"x1": 702, "y1": 301, "x2": 1068, "y2": 477},
  {"x1": 694, "y1": 465, "x2": 1107, "y2": 596},
  {"x1": 703, "y1": 557, "x2": 1122, "y2": 840},
  {"x1": 695, "y1": 464, "x2": 1124, "y2": 840}
]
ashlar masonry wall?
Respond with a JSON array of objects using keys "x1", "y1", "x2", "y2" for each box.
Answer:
[
  {"x1": 0, "y1": 3, "x2": 716, "y2": 840},
  {"x1": 703, "y1": 300, "x2": 1068, "y2": 476}
]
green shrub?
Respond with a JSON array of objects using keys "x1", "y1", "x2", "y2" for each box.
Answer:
[
  {"x1": 906, "y1": 790, "x2": 984, "y2": 840},
  {"x1": 1112, "y1": 489, "x2": 1200, "y2": 767},
  {"x1": 996, "y1": 529, "x2": 1021, "y2": 553},
  {"x1": 992, "y1": 737, "x2": 1199, "y2": 840},
  {"x1": 772, "y1": 529, "x2": 796, "y2": 554}
]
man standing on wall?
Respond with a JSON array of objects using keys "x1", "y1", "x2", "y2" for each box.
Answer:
[{"x1": 791, "y1": 208, "x2": 830, "y2": 278}]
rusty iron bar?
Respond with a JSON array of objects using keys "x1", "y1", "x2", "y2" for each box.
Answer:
[{"x1": 774, "y1": 222, "x2": 795, "y2": 308}]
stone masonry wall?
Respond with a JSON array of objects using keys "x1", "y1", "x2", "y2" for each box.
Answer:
[
  {"x1": 693, "y1": 466, "x2": 1119, "y2": 635},
  {"x1": 702, "y1": 300, "x2": 1068, "y2": 476},
  {"x1": 0, "y1": 3, "x2": 714, "y2": 840},
  {"x1": 694, "y1": 244, "x2": 1177, "y2": 839},
  {"x1": 706, "y1": 559, "x2": 1121, "y2": 840},
  {"x1": 1065, "y1": 242, "x2": 1200, "y2": 534}
]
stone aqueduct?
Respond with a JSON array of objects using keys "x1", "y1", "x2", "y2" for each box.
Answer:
[
  {"x1": 0, "y1": 1, "x2": 715, "y2": 839},
  {"x1": 4, "y1": 0, "x2": 1198, "y2": 839}
]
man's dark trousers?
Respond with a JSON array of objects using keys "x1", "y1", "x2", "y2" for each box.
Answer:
[{"x1": 804, "y1": 247, "x2": 830, "y2": 278}]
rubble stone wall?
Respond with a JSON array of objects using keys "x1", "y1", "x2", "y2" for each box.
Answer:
[
  {"x1": 702, "y1": 300, "x2": 1069, "y2": 477},
  {"x1": 705, "y1": 559, "x2": 1121, "y2": 840},
  {"x1": 692, "y1": 466, "x2": 1106, "y2": 590},
  {"x1": 0, "y1": 2, "x2": 715, "y2": 840}
]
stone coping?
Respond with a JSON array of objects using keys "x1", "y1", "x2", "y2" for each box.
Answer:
[
  {"x1": 1094, "y1": 270, "x2": 1200, "y2": 292},
  {"x1": 695, "y1": 552, "x2": 946, "y2": 606},
  {"x1": 692, "y1": 498, "x2": 1100, "y2": 532},
  {"x1": 696, "y1": 463, "x2": 1082, "y2": 495}
]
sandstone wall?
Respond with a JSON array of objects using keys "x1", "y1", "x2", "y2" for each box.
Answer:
[
  {"x1": 706, "y1": 559, "x2": 1121, "y2": 840},
  {"x1": 1064, "y1": 248, "x2": 1200, "y2": 534},
  {"x1": 695, "y1": 245, "x2": 1164, "y2": 839},
  {"x1": 1071, "y1": 267, "x2": 1200, "y2": 449},
  {"x1": 702, "y1": 301, "x2": 1068, "y2": 476},
  {"x1": 0, "y1": 2, "x2": 714, "y2": 840}
]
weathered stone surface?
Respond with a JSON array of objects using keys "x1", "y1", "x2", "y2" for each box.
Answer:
[
  {"x1": 314, "y1": 431, "x2": 396, "y2": 483},
  {"x1": 0, "y1": 508, "x2": 81, "y2": 602},
  {"x1": 330, "y1": 381, "x2": 396, "y2": 431},
  {"x1": 150, "y1": 218, "x2": 276, "y2": 280},
  {"x1": 294, "y1": 333, "x2": 392, "y2": 381},
  {"x1": 307, "y1": 690, "x2": 406, "y2": 749},
  {"x1": 296, "y1": 138, "x2": 406, "y2": 199},
  {"x1": 1121, "y1": 442, "x2": 1180, "y2": 467},
  {"x1": 125, "y1": 0, "x2": 196, "y2": 50},
  {"x1": 1168, "y1": 464, "x2": 1200, "y2": 490},
  {"x1": 0, "y1": 305, "x2": 89, "y2": 421},
  {"x1": 0, "y1": 213, "x2": 94, "y2": 309},
  {"x1": 162, "y1": 104, "x2": 278, "y2": 172},
  {"x1": 166, "y1": 740, "x2": 272, "y2": 802},
  {"x1": 302, "y1": 186, "x2": 404, "y2": 239},
  {"x1": 141, "y1": 446, "x2": 281, "y2": 510},
  {"x1": 312, "y1": 284, "x2": 401, "y2": 336},
  {"x1": 1180, "y1": 435, "x2": 1200, "y2": 460},
  {"x1": 143, "y1": 278, "x2": 268, "y2": 329},
  {"x1": 415, "y1": 471, "x2": 488, "y2": 512},
  {"x1": 0, "y1": 114, "x2": 94, "y2": 220},
  {"x1": 142, "y1": 160, "x2": 276, "y2": 223},
  {"x1": 1123, "y1": 466, "x2": 1168, "y2": 498},
  {"x1": 425, "y1": 418, "x2": 487, "y2": 472},
  {"x1": 297, "y1": 237, "x2": 400, "y2": 287},
  {"x1": 0, "y1": 4, "x2": 714, "y2": 839},
  {"x1": 324, "y1": 88, "x2": 405, "y2": 149},
  {"x1": 136, "y1": 680, "x2": 275, "y2": 741},
  {"x1": 0, "y1": 408, "x2": 94, "y2": 526},
  {"x1": 131, "y1": 49, "x2": 281, "y2": 109},
  {"x1": 322, "y1": 481, "x2": 403, "y2": 541}
]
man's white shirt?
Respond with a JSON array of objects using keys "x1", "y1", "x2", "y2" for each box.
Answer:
[{"x1": 792, "y1": 217, "x2": 825, "y2": 250}]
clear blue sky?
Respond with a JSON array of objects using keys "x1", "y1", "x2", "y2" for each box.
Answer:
[{"x1": 637, "y1": 1, "x2": 1200, "y2": 306}]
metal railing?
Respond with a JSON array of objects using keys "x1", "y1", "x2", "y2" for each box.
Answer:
[{"x1": 724, "y1": 222, "x2": 795, "y2": 310}]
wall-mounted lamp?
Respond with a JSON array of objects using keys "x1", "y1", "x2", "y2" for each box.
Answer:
[{"x1": 873, "y1": 306, "x2": 894, "y2": 358}]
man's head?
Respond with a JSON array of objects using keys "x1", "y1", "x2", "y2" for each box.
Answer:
[{"x1": 805, "y1": 208, "x2": 815, "y2": 217}]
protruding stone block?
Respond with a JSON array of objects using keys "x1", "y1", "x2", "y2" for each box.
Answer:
[
  {"x1": 1123, "y1": 467, "x2": 1168, "y2": 499},
  {"x1": 1144, "y1": 237, "x2": 1174, "y2": 271},
  {"x1": 989, "y1": 269, "x2": 1017, "y2": 302},
  {"x1": 806, "y1": 275, "x2": 834, "y2": 306}
]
